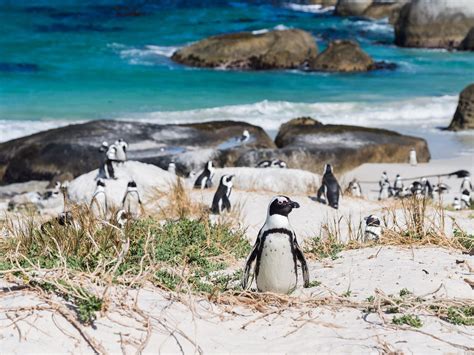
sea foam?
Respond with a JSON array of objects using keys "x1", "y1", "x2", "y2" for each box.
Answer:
[{"x1": 284, "y1": 3, "x2": 335, "y2": 13}]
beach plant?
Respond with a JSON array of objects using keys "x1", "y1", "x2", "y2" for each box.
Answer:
[
  {"x1": 392, "y1": 314, "x2": 423, "y2": 328},
  {"x1": 304, "y1": 235, "x2": 344, "y2": 260}
]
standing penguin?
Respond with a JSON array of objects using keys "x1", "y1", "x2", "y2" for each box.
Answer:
[
  {"x1": 122, "y1": 180, "x2": 143, "y2": 217},
  {"x1": 461, "y1": 177, "x2": 473, "y2": 193},
  {"x1": 167, "y1": 161, "x2": 176, "y2": 175},
  {"x1": 421, "y1": 178, "x2": 433, "y2": 197},
  {"x1": 317, "y1": 164, "x2": 341, "y2": 209},
  {"x1": 409, "y1": 148, "x2": 417, "y2": 166},
  {"x1": 346, "y1": 178, "x2": 362, "y2": 197},
  {"x1": 239, "y1": 130, "x2": 250, "y2": 144},
  {"x1": 211, "y1": 175, "x2": 234, "y2": 214},
  {"x1": 364, "y1": 215, "x2": 381, "y2": 242},
  {"x1": 194, "y1": 161, "x2": 215, "y2": 189},
  {"x1": 90, "y1": 179, "x2": 107, "y2": 217},
  {"x1": 461, "y1": 189, "x2": 471, "y2": 209},
  {"x1": 378, "y1": 180, "x2": 391, "y2": 200},
  {"x1": 410, "y1": 181, "x2": 423, "y2": 198},
  {"x1": 242, "y1": 195, "x2": 309, "y2": 294},
  {"x1": 453, "y1": 197, "x2": 461, "y2": 211},
  {"x1": 393, "y1": 174, "x2": 404, "y2": 197},
  {"x1": 114, "y1": 139, "x2": 128, "y2": 163}
]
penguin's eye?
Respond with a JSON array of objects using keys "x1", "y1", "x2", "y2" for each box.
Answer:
[{"x1": 277, "y1": 200, "x2": 283, "y2": 205}]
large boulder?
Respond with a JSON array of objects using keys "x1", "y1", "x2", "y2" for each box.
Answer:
[
  {"x1": 363, "y1": 0, "x2": 410, "y2": 23},
  {"x1": 171, "y1": 29, "x2": 318, "y2": 70},
  {"x1": 459, "y1": 27, "x2": 474, "y2": 50},
  {"x1": 308, "y1": 40, "x2": 375, "y2": 72},
  {"x1": 335, "y1": 0, "x2": 373, "y2": 16},
  {"x1": 447, "y1": 84, "x2": 474, "y2": 131},
  {"x1": 0, "y1": 120, "x2": 275, "y2": 184},
  {"x1": 395, "y1": 0, "x2": 474, "y2": 49},
  {"x1": 235, "y1": 117, "x2": 430, "y2": 173}
]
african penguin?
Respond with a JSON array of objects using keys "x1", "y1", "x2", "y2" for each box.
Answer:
[
  {"x1": 432, "y1": 183, "x2": 449, "y2": 200},
  {"x1": 122, "y1": 180, "x2": 143, "y2": 217},
  {"x1": 242, "y1": 195, "x2": 309, "y2": 294},
  {"x1": 240, "y1": 130, "x2": 250, "y2": 143},
  {"x1": 421, "y1": 178, "x2": 433, "y2": 197},
  {"x1": 90, "y1": 179, "x2": 107, "y2": 217},
  {"x1": 378, "y1": 180, "x2": 391, "y2": 200},
  {"x1": 99, "y1": 141, "x2": 109, "y2": 153},
  {"x1": 410, "y1": 181, "x2": 423, "y2": 198},
  {"x1": 114, "y1": 139, "x2": 128, "y2": 163},
  {"x1": 461, "y1": 177, "x2": 473, "y2": 193},
  {"x1": 364, "y1": 215, "x2": 381, "y2": 242},
  {"x1": 167, "y1": 161, "x2": 176, "y2": 175},
  {"x1": 211, "y1": 175, "x2": 234, "y2": 214},
  {"x1": 409, "y1": 148, "x2": 417, "y2": 166},
  {"x1": 453, "y1": 197, "x2": 461, "y2": 211},
  {"x1": 461, "y1": 189, "x2": 471, "y2": 209},
  {"x1": 115, "y1": 209, "x2": 132, "y2": 229},
  {"x1": 256, "y1": 160, "x2": 272, "y2": 168},
  {"x1": 317, "y1": 164, "x2": 341, "y2": 209},
  {"x1": 393, "y1": 174, "x2": 403, "y2": 197},
  {"x1": 194, "y1": 161, "x2": 215, "y2": 189},
  {"x1": 347, "y1": 178, "x2": 362, "y2": 197}
]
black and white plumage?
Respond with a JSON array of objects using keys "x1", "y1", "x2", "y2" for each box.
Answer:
[
  {"x1": 378, "y1": 180, "x2": 391, "y2": 200},
  {"x1": 379, "y1": 171, "x2": 389, "y2": 188},
  {"x1": 242, "y1": 196, "x2": 309, "y2": 294},
  {"x1": 410, "y1": 181, "x2": 423, "y2": 198},
  {"x1": 167, "y1": 161, "x2": 176, "y2": 175},
  {"x1": 211, "y1": 175, "x2": 234, "y2": 214},
  {"x1": 432, "y1": 183, "x2": 449, "y2": 200},
  {"x1": 347, "y1": 178, "x2": 362, "y2": 197},
  {"x1": 40, "y1": 211, "x2": 75, "y2": 232},
  {"x1": 90, "y1": 179, "x2": 107, "y2": 217},
  {"x1": 364, "y1": 215, "x2": 381, "y2": 242},
  {"x1": 453, "y1": 197, "x2": 461, "y2": 211},
  {"x1": 421, "y1": 178, "x2": 433, "y2": 197},
  {"x1": 461, "y1": 177, "x2": 473, "y2": 193},
  {"x1": 115, "y1": 209, "x2": 132, "y2": 229},
  {"x1": 194, "y1": 161, "x2": 215, "y2": 189},
  {"x1": 256, "y1": 159, "x2": 287, "y2": 169},
  {"x1": 240, "y1": 129, "x2": 250, "y2": 143},
  {"x1": 122, "y1": 181, "x2": 143, "y2": 217},
  {"x1": 317, "y1": 164, "x2": 341, "y2": 209},
  {"x1": 461, "y1": 189, "x2": 471, "y2": 209},
  {"x1": 114, "y1": 139, "x2": 128, "y2": 162},
  {"x1": 393, "y1": 174, "x2": 404, "y2": 197}
]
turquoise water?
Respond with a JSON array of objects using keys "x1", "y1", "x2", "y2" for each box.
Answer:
[{"x1": 1, "y1": 1, "x2": 473, "y2": 157}]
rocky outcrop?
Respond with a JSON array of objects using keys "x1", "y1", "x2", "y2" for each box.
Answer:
[
  {"x1": 459, "y1": 27, "x2": 474, "y2": 50},
  {"x1": 308, "y1": 40, "x2": 375, "y2": 72},
  {"x1": 0, "y1": 120, "x2": 275, "y2": 184},
  {"x1": 237, "y1": 117, "x2": 430, "y2": 173},
  {"x1": 447, "y1": 84, "x2": 474, "y2": 131},
  {"x1": 335, "y1": 0, "x2": 373, "y2": 16},
  {"x1": 363, "y1": 0, "x2": 409, "y2": 23},
  {"x1": 171, "y1": 29, "x2": 318, "y2": 70},
  {"x1": 395, "y1": 0, "x2": 474, "y2": 49}
]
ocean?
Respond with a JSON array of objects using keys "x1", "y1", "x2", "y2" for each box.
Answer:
[{"x1": 1, "y1": 0, "x2": 473, "y2": 158}]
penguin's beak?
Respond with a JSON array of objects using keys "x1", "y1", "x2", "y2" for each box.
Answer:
[{"x1": 290, "y1": 200, "x2": 300, "y2": 209}]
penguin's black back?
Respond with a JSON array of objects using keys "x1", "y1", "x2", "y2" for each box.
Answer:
[{"x1": 323, "y1": 172, "x2": 340, "y2": 208}]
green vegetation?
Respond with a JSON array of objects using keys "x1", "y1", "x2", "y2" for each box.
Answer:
[
  {"x1": 453, "y1": 229, "x2": 474, "y2": 252},
  {"x1": 392, "y1": 314, "x2": 423, "y2": 328},
  {"x1": 304, "y1": 235, "x2": 344, "y2": 260}
]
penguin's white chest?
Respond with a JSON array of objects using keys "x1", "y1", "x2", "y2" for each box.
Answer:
[
  {"x1": 257, "y1": 233, "x2": 297, "y2": 294},
  {"x1": 91, "y1": 191, "x2": 107, "y2": 217},
  {"x1": 124, "y1": 192, "x2": 140, "y2": 216}
]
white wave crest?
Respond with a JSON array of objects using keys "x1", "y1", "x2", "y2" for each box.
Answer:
[
  {"x1": 346, "y1": 18, "x2": 394, "y2": 35},
  {"x1": 252, "y1": 24, "x2": 290, "y2": 35},
  {"x1": 284, "y1": 3, "x2": 335, "y2": 13},
  {"x1": 109, "y1": 43, "x2": 180, "y2": 66},
  {"x1": 119, "y1": 95, "x2": 458, "y2": 131}
]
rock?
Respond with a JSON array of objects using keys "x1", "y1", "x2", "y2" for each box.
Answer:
[
  {"x1": 302, "y1": 0, "x2": 337, "y2": 6},
  {"x1": 171, "y1": 29, "x2": 318, "y2": 70},
  {"x1": 0, "y1": 120, "x2": 275, "y2": 184},
  {"x1": 395, "y1": 0, "x2": 474, "y2": 49},
  {"x1": 237, "y1": 117, "x2": 431, "y2": 173},
  {"x1": 212, "y1": 167, "x2": 320, "y2": 194},
  {"x1": 363, "y1": 0, "x2": 409, "y2": 23},
  {"x1": 68, "y1": 161, "x2": 176, "y2": 207},
  {"x1": 335, "y1": 0, "x2": 373, "y2": 16},
  {"x1": 459, "y1": 27, "x2": 474, "y2": 50},
  {"x1": 447, "y1": 84, "x2": 474, "y2": 131},
  {"x1": 308, "y1": 40, "x2": 375, "y2": 72}
]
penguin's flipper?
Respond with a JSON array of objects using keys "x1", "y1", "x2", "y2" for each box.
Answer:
[
  {"x1": 222, "y1": 195, "x2": 231, "y2": 212},
  {"x1": 242, "y1": 236, "x2": 261, "y2": 290},
  {"x1": 294, "y1": 238, "x2": 309, "y2": 288}
]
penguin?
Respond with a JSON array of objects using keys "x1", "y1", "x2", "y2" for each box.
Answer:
[
  {"x1": 393, "y1": 174, "x2": 403, "y2": 197},
  {"x1": 114, "y1": 139, "x2": 128, "y2": 163},
  {"x1": 421, "y1": 178, "x2": 433, "y2": 197},
  {"x1": 194, "y1": 161, "x2": 215, "y2": 189},
  {"x1": 167, "y1": 161, "x2": 176, "y2": 175},
  {"x1": 317, "y1": 164, "x2": 341, "y2": 209},
  {"x1": 115, "y1": 209, "x2": 132, "y2": 229},
  {"x1": 378, "y1": 180, "x2": 391, "y2": 200},
  {"x1": 364, "y1": 215, "x2": 381, "y2": 242},
  {"x1": 242, "y1": 195, "x2": 309, "y2": 294},
  {"x1": 211, "y1": 175, "x2": 234, "y2": 214},
  {"x1": 410, "y1": 181, "x2": 423, "y2": 198},
  {"x1": 272, "y1": 159, "x2": 288, "y2": 168},
  {"x1": 90, "y1": 179, "x2": 107, "y2": 217},
  {"x1": 99, "y1": 141, "x2": 109, "y2": 153},
  {"x1": 40, "y1": 211, "x2": 75, "y2": 232},
  {"x1": 256, "y1": 160, "x2": 272, "y2": 168},
  {"x1": 239, "y1": 130, "x2": 250, "y2": 144},
  {"x1": 461, "y1": 189, "x2": 471, "y2": 209},
  {"x1": 41, "y1": 181, "x2": 61, "y2": 200},
  {"x1": 453, "y1": 197, "x2": 461, "y2": 211},
  {"x1": 461, "y1": 177, "x2": 473, "y2": 193},
  {"x1": 346, "y1": 178, "x2": 362, "y2": 197},
  {"x1": 121, "y1": 180, "x2": 143, "y2": 217},
  {"x1": 399, "y1": 186, "x2": 412, "y2": 198},
  {"x1": 105, "y1": 144, "x2": 118, "y2": 179},
  {"x1": 409, "y1": 148, "x2": 417, "y2": 166},
  {"x1": 379, "y1": 171, "x2": 389, "y2": 187}
]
